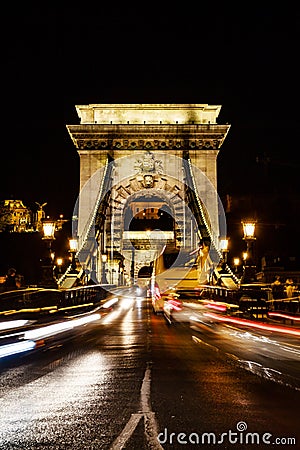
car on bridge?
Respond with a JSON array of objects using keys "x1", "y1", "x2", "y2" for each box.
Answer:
[
  {"x1": 162, "y1": 289, "x2": 204, "y2": 324},
  {"x1": 151, "y1": 284, "x2": 165, "y2": 314}
]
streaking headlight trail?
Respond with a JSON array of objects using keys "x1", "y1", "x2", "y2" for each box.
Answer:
[
  {"x1": 0, "y1": 340, "x2": 36, "y2": 359},
  {"x1": 204, "y1": 312, "x2": 300, "y2": 337},
  {"x1": 24, "y1": 313, "x2": 101, "y2": 340}
]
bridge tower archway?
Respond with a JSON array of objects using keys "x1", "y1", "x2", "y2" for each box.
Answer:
[
  {"x1": 102, "y1": 175, "x2": 194, "y2": 284},
  {"x1": 66, "y1": 104, "x2": 231, "y2": 288}
]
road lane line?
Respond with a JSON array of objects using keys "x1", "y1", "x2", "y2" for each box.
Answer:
[
  {"x1": 144, "y1": 411, "x2": 164, "y2": 449},
  {"x1": 140, "y1": 364, "x2": 151, "y2": 412},
  {"x1": 109, "y1": 364, "x2": 164, "y2": 449},
  {"x1": 109, "y1": 413, "x2": 142, "y2": 449}
]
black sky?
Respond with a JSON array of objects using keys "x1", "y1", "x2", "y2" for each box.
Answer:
[{"x1": 1, "y1": 4, "x2": 300, "y2": 236}]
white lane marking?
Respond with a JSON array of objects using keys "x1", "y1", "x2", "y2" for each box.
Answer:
[
  {"x1": 109, "y1": 414, "x2": 142, "y2": 449},
  {"x1": 141, "y1": 364, "x2": 151, "y2": 412},
  {"x1": 109, "y1": 364, "x2": 164, "y2": 449}
]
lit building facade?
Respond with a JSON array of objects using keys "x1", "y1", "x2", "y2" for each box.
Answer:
[{"x1": 0, "y1": 200, "x2": 32, "y2": 232}]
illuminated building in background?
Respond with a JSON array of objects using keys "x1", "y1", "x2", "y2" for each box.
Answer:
[
  {"x1": 0, "y1": 199, "x2": 32, "y2": 232},
  {"x1": 0, "y1": 200, "x2": 66, "y2": 234}
]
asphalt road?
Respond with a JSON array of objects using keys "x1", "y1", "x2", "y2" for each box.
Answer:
[{"x1": 0, "y1": 296, "x2": 299, "y2": 449}]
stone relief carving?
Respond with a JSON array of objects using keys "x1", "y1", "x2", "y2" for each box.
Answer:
[
  {"x1": 74, "y1": 135, "x2": 221, "y2": 150},
  {"x1": 143, "y1": 174, "x2": 154, "y2": 188},
  {"x1": 134, "y1": 151, "x2": 163, "y2": 174}
]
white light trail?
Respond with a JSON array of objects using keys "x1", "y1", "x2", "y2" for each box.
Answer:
[
  {"x1": 101, "y1": 297, "x2": 119, "y2": 308},
  {"x1": 0, "y1": 340, "x2": 36, "y2": 359},
  {"x1": 0, "y1": 320, "x2": 30, "y2": 331},
  {"x1": 24, "y1": 313, "x2": 101, "y2": 340}
]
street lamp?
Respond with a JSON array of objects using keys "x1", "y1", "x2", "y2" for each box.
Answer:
[
  {"x1": 241, "y1": 219, "x2": 257, "y2": 283},
  {"x1": 242, "y1": 252, "x2": 248, "y2": 263},
  {"x1": 41, "y1": 219, "x2": 57, "y2": 288},
  {"x1": 242, "y1": 220, "x2": 256, "y2": 258},
  {"x1": 101, "y1": 253, "x2": 108, "y2": 284},
  {"x1": 56, "y1": 257, "x2": 63, "y2": 274},
  {"x1": 69, "y1": 238, "x2": 78, "y2": 273},
  {"x1": 219, "y1": 238, "x2": 229, "y2": 263},
  {"x1": 43, "y1": 220, "x2": 56, "y2": 240},
  {"x1": 242, "y1": 220, "x2": 256, "y2": 242},
  {"x1": 130, "y1": 248, "x2": 135, "y2": 285},
  {"x1": 233, "y1": 257, "x2": 240, "y2": 273}
]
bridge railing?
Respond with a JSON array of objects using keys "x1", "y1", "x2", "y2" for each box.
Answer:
[
  {"x1": 267, "y1": 296, "x2": 300, "y2": 315},
  {"x1": 0, "y1": 284, "x2": 121, "y2": 356},
  {"x1": 0, "y1": 284, "x2": 118, "y2": 323},
  {"x1": 183, "y1": 156, "x2": 239, "y2": 286},
  {"x1": 76, "y1": 159, "x2": 113, "y2": 267}
]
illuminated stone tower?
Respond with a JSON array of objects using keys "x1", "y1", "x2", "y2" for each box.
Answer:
[{"x1": 67, "y1": 104, "x2": 230, "y2": 285}]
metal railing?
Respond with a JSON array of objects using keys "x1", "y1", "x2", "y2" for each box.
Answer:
[
  {"x1": 0, "y1": 284, "x2": 118, "y2": 322},
  {"x1": 182, "y1": 155, "x2": 239, "y2": 286},
  {"x1": 77, "y1": 158, "x2": 113, "y2": 258}
]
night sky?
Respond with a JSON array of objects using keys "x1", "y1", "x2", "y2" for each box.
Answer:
[{"x1": 1, "y1": 5, "x2": 300, "y2": 257}]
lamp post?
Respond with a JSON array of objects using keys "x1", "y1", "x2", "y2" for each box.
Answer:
[
  {"x1": 69, "y1": 238, "x2": 78, "y2": 273},
  {"x1": 43, "y1": 220, "x2": 56, "y2": 241},
  {"x1": 101, "y1": 253, "x2": 108, "y2": 284},
  {"x1": 219, "y1": 238, "x2": 229, "y2": 263},
  {"x1": 130, "y1": 248, "x2": 135, "y2": 285},
  {"x1": 242, "y1": 220, "x2": 256, "y2": 259},
  {"x1": 56, "y1": 258, "x2": 63, "y2": 275},
  {"x1": 41, "y1": 219, "x2": 57, "y2": 288},
  {"x1": 241, "y1": 219, "x2": 257, "y2": 283},
  {"x1": 233, "y1": 257, "x2": 240, "y2": 274}
]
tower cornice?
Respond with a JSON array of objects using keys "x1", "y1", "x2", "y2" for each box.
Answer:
[{"x1": 66, "y1": 123, "x2": 230, "y2": 151}]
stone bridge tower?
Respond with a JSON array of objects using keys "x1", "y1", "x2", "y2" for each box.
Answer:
[{"x1": 66, "y1": 104, "x2": 230, "y2": 287}]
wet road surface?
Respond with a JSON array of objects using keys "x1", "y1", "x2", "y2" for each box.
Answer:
[{"x1": 0, "y1": 296, "x2": 299, "y2": 449}]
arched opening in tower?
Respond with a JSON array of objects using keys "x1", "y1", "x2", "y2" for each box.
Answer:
[{"x1": 124, "y1": 195, "x2": 174, "y2": 232}]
